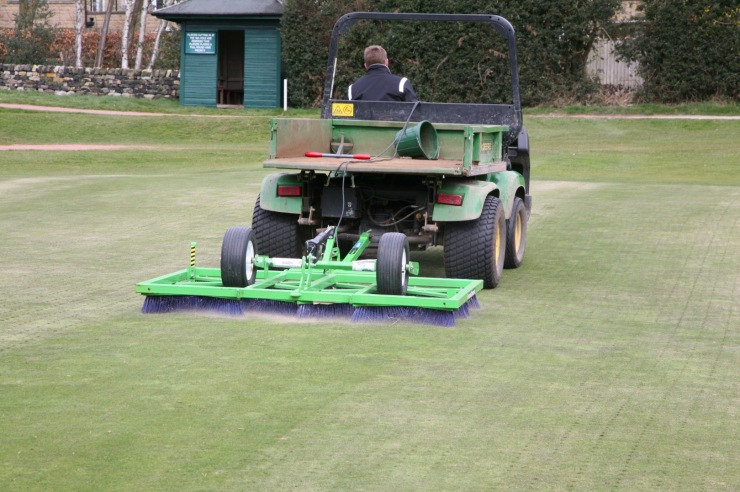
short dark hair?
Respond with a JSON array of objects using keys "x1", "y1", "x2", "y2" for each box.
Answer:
[{"x1": 364, "y1": 45, "x2": 387, "y2": 66}]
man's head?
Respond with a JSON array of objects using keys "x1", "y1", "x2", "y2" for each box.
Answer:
[{"x1": 364, "y1": 45, "x2": 388, "y2": 69}]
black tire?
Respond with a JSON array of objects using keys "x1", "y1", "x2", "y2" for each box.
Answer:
[
  {"x1": 504, "y1": 196, "x2": 528, "y2": 269},
  {"x1": 444, "y1": 195, "x2": 506, "y2": 289},
  {"x1": 221, "y1": 226, "x2": 257, "y2": 288},
  {"x1": 251, "y1": 194, "x2": 303, "y2": 258},
  {"x1": 376, "y1": 233, "x2": 410, "y2": 295}
]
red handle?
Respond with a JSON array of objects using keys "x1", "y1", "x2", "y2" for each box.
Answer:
[{"x1": 305, "y1": 152, "x2": 372, "y2": 160}]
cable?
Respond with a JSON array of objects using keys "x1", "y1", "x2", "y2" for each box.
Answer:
[
  {"x1": 331, "y1": 160, "x2": 352, "y2": 240},
  {"x1": 370, "y1": 100, "x2": 421, "y2": 160},
  {"x1": 367, "y1": 204, "x2": 425, "y2": 228}
]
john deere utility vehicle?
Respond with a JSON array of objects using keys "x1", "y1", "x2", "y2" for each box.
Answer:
[
  {"x1": 137, "y1": 12, "x2": 531, "y2": 326},
  {"x1": 255, "y1": 12, "x2": 531, "y2": 289}
]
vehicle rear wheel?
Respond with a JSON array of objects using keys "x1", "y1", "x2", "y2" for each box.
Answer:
[
  {"x1": 444, "y1": 195, "x2": 506, "y2": 289},
  {"x1": 251, "y1": 194, "x2": 303, "y2": 258},
  {"x1": 376, "y1": 233, "x2": 410, "y2": 295},
  {"x1": 221, "y1": 226, "x2": 257, "y2": 288},
  {"x1": 504, "y1": 196, "x2": 527, "y2": 269}
]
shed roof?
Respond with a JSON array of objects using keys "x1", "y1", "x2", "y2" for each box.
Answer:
[{"x1": 154, "y1": 0, "x2": 283, "y2": 20}]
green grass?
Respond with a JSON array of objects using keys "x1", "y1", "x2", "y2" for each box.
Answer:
[
  {"x1": 527, "y1": 101, "x2": 739, "y2": 116},
  {"x1": 2, "y1": 89, "x2": 737, "y2": 117},
  {"x1": 1, "y1": 103, "x2": 738, "y2": 490},
  {"x1": 0, "y1": 112, "x2": 268, "y2": 147},
  {"x1": 527, "y1": 117, "x2": 740, "y2": 185}
]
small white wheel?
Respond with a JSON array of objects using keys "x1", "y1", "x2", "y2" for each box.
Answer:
[
  {"x1": 221, "y1": 226, "x2": 257, "y2": 287},
  {"x1": 376, "y1": 233, "x2": 410, "y2": 295}
]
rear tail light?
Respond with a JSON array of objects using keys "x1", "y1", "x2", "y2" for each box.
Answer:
[
  {"x1": 277, "y1": 185, "x2": 302, "y2": 197},
  {"x1": 437, "y1": 193, "x2": 463, "y2": 206}
]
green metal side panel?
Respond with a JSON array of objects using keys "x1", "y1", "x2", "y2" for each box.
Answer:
[
  {"x1": 433, "y1": 180, "x2": 498, "y2": 222},
  {"x1": 488, "y1": 171, "x2": 526, "y2": 218},
  {"x1": 180, "y1": 27, "x2": 217, "y2": 107},
  {"x1": 259, "y1": 173, "x2": 302, "y2": 214},
  {"x1": 244, "y1": 28, "x2": 281, "y2": 108}
]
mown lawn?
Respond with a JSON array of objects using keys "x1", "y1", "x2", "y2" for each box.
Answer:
[{"x1": 0, "y1": 98, "x2": 738, "y2": 490}]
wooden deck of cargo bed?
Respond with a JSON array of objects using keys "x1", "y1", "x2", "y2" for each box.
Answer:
[
  {"x1": 263, "y1": 156, "x2": 507, "y2": 176},
  {"x1": 264, "y1": 118, "x2": 510, "y2": 177}
]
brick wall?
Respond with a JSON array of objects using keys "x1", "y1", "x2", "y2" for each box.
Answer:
[
  {"x1": 0, "y1": 64, "x2": 180, "y2": 99},
  {"x1": 0, "y1": 1, "x2": 161, "y2": 33}
]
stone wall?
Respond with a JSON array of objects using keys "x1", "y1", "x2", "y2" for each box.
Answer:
[{"x1": 0, "y1": 64, "x2": 180, "y2": 99}]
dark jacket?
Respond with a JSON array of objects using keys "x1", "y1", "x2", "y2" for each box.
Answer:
[{"x1": 348, "y1": 64, "x2": 417, "y2": 102}]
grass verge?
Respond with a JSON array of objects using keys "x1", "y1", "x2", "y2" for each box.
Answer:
[{"x1": 527, "y1": 101, "x2": 739, "y2": 116}]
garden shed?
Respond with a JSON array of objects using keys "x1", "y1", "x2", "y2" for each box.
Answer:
[{"x1": 154, "y1": 0, "x2": 283, "y2": 108}]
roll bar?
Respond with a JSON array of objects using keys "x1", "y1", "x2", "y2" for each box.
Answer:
[{"x1": 319, "y1": 12, "x2": 523, "y2": 145}]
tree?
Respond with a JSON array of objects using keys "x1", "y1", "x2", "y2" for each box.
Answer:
[
  {"x1": 134, "y1": 0, "x2": 151, "y2": 70},
  {"x1": 0, "y1": 0, "x2": 56, "y2": 64},
  {"x1": 148, "y1": 0, "x2": 176, "y2": 70},
  {"x1": 95, "y1": 0, "x2": 116, "y2": 68},
  {"x1": 121, "y1": 0, "x2": 134, "y2": 69},
  {"x1": 282, "y1": 0, "x2": 622, "y2": 107},
  {"x1": 74, "y1": 0, "x2": 83, "y2": 68}
]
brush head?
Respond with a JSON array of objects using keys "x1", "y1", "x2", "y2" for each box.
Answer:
[
  {"x1": 142, "y1": 296, "x2": 291, "y2": 316},
  {"x1": 142, "y1": 295, "x2": 202, "y2": 314},
  {"x1": 350, "y1": 306, "x2": 456, "y2": 327},
  {"x1": 141, "y1": 294, "x2": 480, "y2": 327},
  {"x1": 297, "y1": 303, "x2": 356, "y2": 319}
]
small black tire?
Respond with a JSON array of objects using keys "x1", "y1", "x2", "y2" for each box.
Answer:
[
  {"x1": 444, "y1": 195, "x2": 506, "y2": 289},
  {"x1": 251, "y1": 195, "x2": 303, "y2": 258},
  {"x1": 376, "y1": 233, "x2": 410, "y2": 295},
  {"x1": 221, "y1": 226, "x2": 257, "y2": 288},
  {"x1": 504, "y1": 196, "x2": 528, "y2": 269}
]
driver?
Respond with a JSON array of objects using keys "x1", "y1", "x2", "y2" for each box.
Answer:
[{"x1": 348, "y1": 45, "x2": 418, "y2": 102}]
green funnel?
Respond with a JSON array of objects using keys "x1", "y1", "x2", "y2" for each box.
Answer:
[{"x1": 395, "y1": 120, "x2": 439, "y2": 160}]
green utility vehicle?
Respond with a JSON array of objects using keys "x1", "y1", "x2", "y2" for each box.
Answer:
[
  {"x1": 255, "y1": 12, "x2": 531, "y2": 288},
  {"x1": 137, "y1": 12, "x2": 530, "y2": 325}
]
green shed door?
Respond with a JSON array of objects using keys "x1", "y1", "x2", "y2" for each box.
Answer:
[
  {"x1": 243, "y1": 28, "x2": 281, "y2": 108},
  {"x1": 181, "y1": 31, "x2": 217, "y2": 107}
]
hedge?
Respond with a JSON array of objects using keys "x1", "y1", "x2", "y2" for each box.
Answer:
[
  {"x1": 282, "y1": 0, "x2": 623, "y2": 107},
  {"x1": 618, "y1": 0, "x2": 739, "y2": 103}
]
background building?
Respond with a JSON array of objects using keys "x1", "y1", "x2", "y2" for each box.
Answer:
[{"x1": 0, "y1": 0, "x2": 162, "y2": 33}]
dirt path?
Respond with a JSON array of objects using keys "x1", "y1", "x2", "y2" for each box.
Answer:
[
  {"x1": 0, "y1": 144, "x2": 160, "y2": 151},
  {"x1": 0, "y1": 103, "x2": 259, "y2": 118}
]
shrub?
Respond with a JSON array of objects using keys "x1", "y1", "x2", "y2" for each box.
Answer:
[
  {"x1": 619, "y1": 1, "x2": 739, "y2": 102},
  {"x1": 152, "y1": 28, "x2": 181, "y2": 70},
  {"x1": 0, "y1": 0, "x2": 56, "y2": 64},
  {"x1": 1, "y1": 27, "x2": 179, "y2": 70}
]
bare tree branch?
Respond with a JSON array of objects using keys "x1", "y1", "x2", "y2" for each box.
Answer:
[
  {"x1": 134, "y1": 0, "x2": 151, "y2": 70},
  {"x1": 95, "y1": 0, "x2": 115, "y2": 68},
  {"x1": 148, "y1": 0, "x2": 174, "y2": 70}
]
